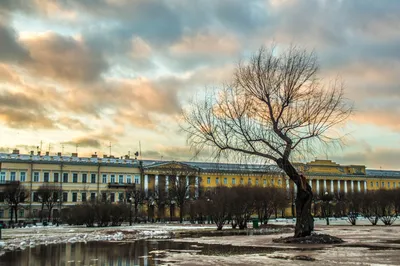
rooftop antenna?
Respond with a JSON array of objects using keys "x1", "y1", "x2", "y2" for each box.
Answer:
[
  {"x1": 108, "y1": 141, "x2": 112, "y2": 156},
  {"x1": 62, "y1": 144, "x2": 65, "y2": 153},
  {"x1": 75, "y1": 144, "x2": 79, "y2": 153},
  {"x1": 48, "y1": 143, "x2": 51, "y2": 153},
  {"x1": 40, "y1": 140, "x2": 43, "y2": 152}
]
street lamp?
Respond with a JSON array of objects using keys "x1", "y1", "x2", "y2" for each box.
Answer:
[{"x1": 129, "y1": 197, "x2": 133, "y2": 226}]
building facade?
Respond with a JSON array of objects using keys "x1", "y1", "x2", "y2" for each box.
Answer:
[{"x1": 1, "y1": 150, "x2": 399, "y2": 222}]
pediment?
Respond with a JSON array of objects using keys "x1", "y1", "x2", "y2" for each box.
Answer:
[{"x1": 144, "y1": 161, "x2": 200, "y2": 175}]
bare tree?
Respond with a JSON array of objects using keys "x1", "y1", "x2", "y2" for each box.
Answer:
[
  {"x1": 230, "y1": 185, "x2": 254, "y2": 229},
  {"x1": 3, "y1": 182, "x2": 29, "y2": 224},
  {"x1": 183, "y1": 45, "x2": 353, "y2": 237},
  {"x1": 126, "y1": 186, "x2": 145, "y2": 223},
  {"x1": 206, "y1": 186, "x2": 235, "y2": 230},
  {"x1": 36, "y1": 184, "x2": 60, "y2": 222}
]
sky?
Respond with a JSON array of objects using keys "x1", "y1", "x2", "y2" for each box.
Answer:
[{"x1": 0, "y1": 0, "x2": 399, "y2": 169}]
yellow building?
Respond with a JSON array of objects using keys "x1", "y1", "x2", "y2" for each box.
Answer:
[{"x1": 1, "y1": 150, "x2": 399, "y2": 222}]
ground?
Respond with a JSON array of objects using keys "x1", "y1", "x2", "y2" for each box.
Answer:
[{"x1": 1, "y1": 218, "x2": 400, "y2": 265}]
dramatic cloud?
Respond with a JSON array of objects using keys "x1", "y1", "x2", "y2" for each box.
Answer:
[{"x1": 0, "y1": 0, "x2": 400, "y2": 168}]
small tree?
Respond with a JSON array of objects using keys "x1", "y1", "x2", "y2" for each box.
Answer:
[
  {"x1": 361, "y1": 191, "x2": 379, "y2": 225},
  {"x1": 36, "y1": 184, "x2": 60, "y2": 222},
  {"x1": 3, "y1": 182, "x2": 28, "y2": 223},
  {"x1": 183, "y1": 44, "x2": 353, "y2": 237},
  {"x1": 376, "y1": 189, "x2": 397, "y2": 226},
  {"x1": 230, "y1": 185, "x2": 255, "y2": 229},
  {"x1": 206, "y1": 186, "x2": 235, "y2": 230},
  {"x1": 345, "y1": 192, "x2": 362, "y2": 225},
  {"x1": 126, "y1": 186, "x2": 145, "y2": 223}
]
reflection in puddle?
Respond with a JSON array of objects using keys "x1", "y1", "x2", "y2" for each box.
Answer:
[{"x1": 0, "y1": 240, "x2": 277, "y2": 266}]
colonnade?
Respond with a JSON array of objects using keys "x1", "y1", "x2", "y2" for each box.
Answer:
[
  {"x1": 143, "y1": 174, "x2": 200, "y2": 198},
  {"x1": 286, "y1": 178, "x2": 368, "y2": 195}
]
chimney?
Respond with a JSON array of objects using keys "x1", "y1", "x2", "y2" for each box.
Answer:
[
  {"x1": 91, "y1": 154, "x2": 98, "y2": 158},
  {"x1": 57, "y1": 152, "x2": 62, "y2": 157},
  {"x1": 45, "y1": 151, "x2": 49, "y2": 156},
  {"x1": 37, "y1": 151, "x2": 41, "y2": 156},
  {"x1": 30, "y1": 151, "x2": 34, "y2": 155},
  {"x1": 103, "y1": 154, "x2": 108, "y2": 158},
  {"x1": 72, "y1": 153, "x2": 78, "y2": 157},
  {"x1": 125, "y1": 155, "x2": 130, "y2": 159},
  {"x1": 12, "y1": 149, "x2": 20, "y2": 155}
]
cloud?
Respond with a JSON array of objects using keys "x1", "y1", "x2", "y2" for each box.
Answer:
[
  {"x1": 0, "y1": 22, "x2": 30, "y2": 63},
  {"x1": 20, "y1": 32, "x2": 108, "y2": 83},
  {"x1": 63, "y1": 137, "x2": 101, "y2": 149}
]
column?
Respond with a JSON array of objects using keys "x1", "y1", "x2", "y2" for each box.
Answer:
[
  {"x1": 331, "y1": 180, "x2": 334, "y2": 193},
  {"x1": 344, "y1": 180, "x2": 348, "y2": 193},
  {"x1": 323, "y1": 179, "x2": 327, "y2": 192},
  {"x1": 286, "y1": 179, "x2": 290, "y2": 197},
  {"x1": 357, "y1": 181, "x2": 361, "y2": 192},
  {"x1": 308, "y1": 179, "x2": 312, "y2": 188},
  {"x1": 165, "y1": 176, "x2": 169, "y2": 192},
  {"x1": 337, "y1": 180, "x2": 341, "y2": 193},
  {"x1": 155, "y1": 175, "x2": 159, "y2": 194},
  {"x1": 351, "y1": 180, "x2": 354, "y2": 193},
  {"x1": 316, "y1": 180, "x2": 320, "y2": 194},
  {"x1": 195, "y1": 176, "x2": 199, "y2": 198},
  {"x1": 144, "y1": 174, "x2": 148, "y2": 197},
  {"x1": 186, "y1": 176, "x2": 190, "y2": 198},
  {"x1": 364, "y1": 180, "x2": 367, "y2": 193},
  {"x1": 176, "y1": 175, "x2": 179, "y2": 186}
]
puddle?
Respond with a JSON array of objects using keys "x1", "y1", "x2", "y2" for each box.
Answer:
[{"x1": 0, "y1": 240, "x2": 284, "y2": 266}]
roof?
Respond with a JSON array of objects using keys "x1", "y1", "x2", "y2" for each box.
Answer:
[{"x1": 366, "y1": 169, "x2": 400, "y2": 177}]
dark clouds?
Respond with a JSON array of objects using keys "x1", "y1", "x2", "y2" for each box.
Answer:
[{"x1": 0, "y1": 22, "x2": 30, "y2": 62}]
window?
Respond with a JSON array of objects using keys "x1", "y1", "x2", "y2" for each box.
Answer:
[
  {"x1": 33, "y1": 172, "x2": 40, "y2": 182},
  {"x1": 216, "y1": 178, "x2": 219, "y2": 185},
  {"x1": 382, "y1": 182, "x2": 384, "y2": 187},
  {"x1": 119, "y1": 175, "x2": 124, "y2": 184},
  {"x1": 256, "y1": 179, "x2": 259, "y2": 185},
  {"x1": 0, "y1": 210, "x2": 3, "y2": 218},
  {"x1": 223, "y1": 178, "x2": 227, "y2": 185},
  {"x1": 43, "y1": 172, "x2": 49, "y2": 182},
  {"x1": 20, "y1": 172, "x2": 26, "y2": 182},
  {"x1": 232, "y1": 178, "x2": 236, "y2": 185},
  {"x1": 394, "y1": 182, "x2": 396, "y2": 189},
  {"x1": 90, "y1": 192, "x2": 96, "y2": 201},
  {"x1": 0, "y1": 172, "x2": 5, "y2": 183},
  {"x1": 207, "y1": 177, "x2": 211, "y2": 184},
  {"x1": 82, "y1": 174, "x2": 87, "y2": 183},
  {"x1": 53, "y1": 173, "x2": 59, "y2": 183},
  {"x1": 110, "y1": 175, "x2": 116, "y2": 184},
  {"x1": 240, "y1": 178, "x2": 244, "y2": 185},
  {"x1": 278, "y1": 179, "x2": 282, "y2": 186},
  {"x1": 19, "y1": 209, "x2": 24, "y2": 218},
  {"x1": 0, "y1": 193, "x2": 4, "y2": 202},
  {"x1": 102, "y1": 192, "x2": 107, "y2": 202},
  {"x1": 110, "y1": 193, "x2": 115, "y2": 202},
  {"x1": 134, "y1": 175, "x2": 140, "y2": 184},
  {"x1": 127, "y1": 175, "x2": 132, "y2": 184},
  {"x1": 271, "y1": 179, "x2": 275, "y2": 185},
  {"x1": 370, "y1": 181, "x2": 373, "y2": 187},
  {"x1": 33, "y1": 192, "x2": 39, "y2": 202},
  {"x1": 73, "y1": 173, "x2": 78, "y2": 183},
  {"x1": 119, "y1": 192, "x2": 123, "y2": 202},
  {"x1": 388, "y1": 182, "x2": 390, "y2": 188},
  {"x1": 91, "y1": 174, "x2": 96, "y2": 184},
  {"x1": 376, "y1": 181, "x2": 379, "y2": 187},
  {"x1": 10, "y1": 172, "x2": 16, "y2": 181},
  {"x1": 72, "y1": 192, "x2": 77, "y2": 202},
  {"x1": 81, "y1": 192, "x2": 86, "y2": 202},
  {"x1": 263, "y1": 179, "x2": 267, "y2": 186},
  {"x1": 62, "y1": 192, "x2": 68, "y2": 202},
  {"x1": 248, "y1": 178, "x2": 251, "y2": 185},
  {"x1": 63, "y1": 173, "x2": 68, "y2": 183},
  {"x1": 102, "y1": 174, "x2": 107, "y2": 184}
]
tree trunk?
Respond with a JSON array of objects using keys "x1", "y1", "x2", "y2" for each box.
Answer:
[
  {"x1": 277, "y1": 158, "x2": 314, "y2": 238},
  {"x1": 179, "y1": 207, "x2": 183, "y2": 223},
  {"x1": 48, "y1": 207, "x2": 53, "y2": 222},
  {"x1": 14, "y1": 206, "x2": 18, "y2": 223}
]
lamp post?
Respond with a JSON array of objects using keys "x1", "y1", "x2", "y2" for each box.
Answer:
[
  {"x1": 129, "y1": 197, "x2": 133, "y2": 226},
  {"x1": 322, "y1": 191, "x2": 333, "y2": 225}
]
